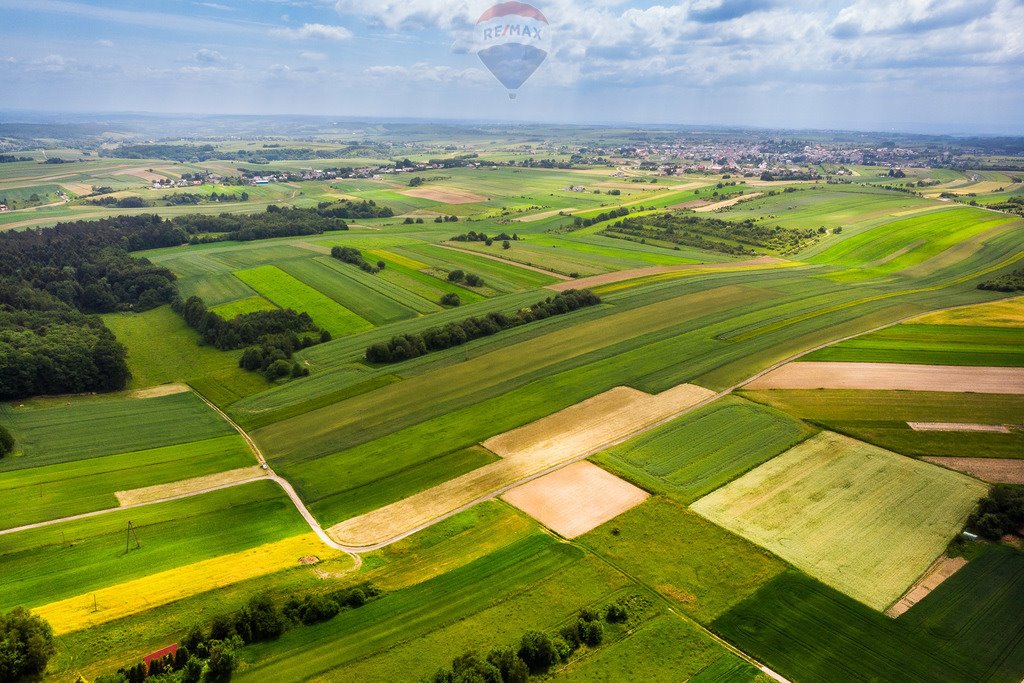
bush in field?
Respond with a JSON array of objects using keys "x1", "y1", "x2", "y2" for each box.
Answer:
[
  {"x1": 234, "y1": 594, "x2": 285, "y2": 644},
  {"x1": 968, "y1": 485, "x2": 1024, "y2": 540},
  {"x1": 517, "y1": 631, "x2": 558, "y2": 674},
  {"x1": 0, "y1": 608, "x2": 55, "y2": 681},
  {"x1": 447, "y1": 269, "x2": 465, "y2": 282},
  {"x1": 330, "y1": 246, "x2": 379, "y2": 274},
  {"x1": 0, "y1": 424, "x2": 14, "y2": 457},
  {"x1": 465, "y1": 273, "x2": 484, "y2": 287},
  {"x1": 440, "y1": 293, "x2": 461, "y2": 307}
]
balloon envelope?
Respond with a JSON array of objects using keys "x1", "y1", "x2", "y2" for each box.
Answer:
[{"x1": 475, "y1": 2, "x2": 549, "y2": 93}]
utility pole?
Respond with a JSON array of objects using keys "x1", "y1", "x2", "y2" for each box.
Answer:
[{"x1": 126, "y1": 520, "x2": 140, "y2": 552}]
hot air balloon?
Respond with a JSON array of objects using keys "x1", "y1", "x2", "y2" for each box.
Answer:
[{"x1": 475, "y1": 2, "x2": 549, "y2": 99}]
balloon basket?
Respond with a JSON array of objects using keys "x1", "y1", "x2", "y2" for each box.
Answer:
[{"x1": 508, "y1": 92, "x2": 517, "y2": 100}]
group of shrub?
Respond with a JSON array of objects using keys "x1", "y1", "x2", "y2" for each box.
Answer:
[
  {"x1": 978, "y1": 266, "x2": 1024, "y2": 292},
  {"x1": 449, "y1": 231, "x2": 519, "y2": 245},
  {"x1": 173, "y1": 295, "x2": 327, "y2": 380},
  {"x1": 0, "y1": 424, "x2": 14, "y2": 459},
  {"x1": 434, "y1": 215, "x2": 461, "y2": 223},
  {"x1": 365, "y1": 289, "x2": 600, "y2": 364},
  {"x1": 98, "y1": 585, "x2": 382, "y2": 683},
  {"x1": 426, "y1": 601, "x2": 632, "y2": 683},
  {"x1": 571, "y1": 206, "x2": 631, "y2": 229},
  {"x1": 0, "y1": 608, "x2": 54, "y2": 682},
  {"x1": 330, "y1": 246, "x2": 385, "y2": 274},
  {"x1": 968, "y1": 485, "x2": 1024, "y2": 540},
  {"x1": 446, "y1": 270, "x2": 485, "y2": 287}
]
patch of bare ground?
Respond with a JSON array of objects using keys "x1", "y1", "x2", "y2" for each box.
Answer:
[
  {"x1": 909, "y1": 422, "x2": 1011, "y2": 433},
  {"x1": 922, "y1": 457, "x2": 1024, "y2": 484},
  {"x1": 400, "y1": 187, "x2": 488, "y2": 204},
  {"x1": 745, "y1": 362, "x2": 1024, "y2": 394},
  {"x1": 887, "y1": 555, "x2": 967, "y2": 617},
  {"x1": 129, "y1": 383, "x2": 190, "y2": 399},
  {"x1": 515, "y1": 207, "x2": 578, "y2": 222},
  {"x1": 327, "y1": 384, "x2": 714, "y2": 548},
  {"x1": 668, "y1": 199, "x2": 711, "y2": 209},
  {"x1": 502, "y1": 461, "x2": 648, "y2": 538},
  {"x1": 546, "y1": 256, "x2": 785, "y2": 292},
  {"x1": 115, "y1": 466, "x2": 265, "y2": 507},
  {"x1": 694, "y1": 192, "x2": 764, "y2": 212},
  {"x1": 294, "y1": 241, "x2": 332, "y2": 255},
  {"x1": 111, "y1": 167, "x2": 166, "y2": 182}
]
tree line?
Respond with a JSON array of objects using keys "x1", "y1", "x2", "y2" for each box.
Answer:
[
  {"x1": 978, "y1": 266, "x2": 1024, "y2": 292},
  {"x1": 426, "y1": 597, "x2": 637, "y2": 683},
  {"x1": 603, "y1": 212, "x2": 819, "y2": 256},
  {"x1": 331, "y1": 246, "x2": 384, "y2": 274},
  {"x1": 366, "y1": 289, "x2": 601, "y2": 364},
  {"x1": 96, "y1": 584, "x2": 382, "y2": 683},
  {"x1": 450, "y1": 231, "x2": 519, "y2": 244},
  {"x1": 968, "y1": 485, "x2": 1024, "y2": 540}
]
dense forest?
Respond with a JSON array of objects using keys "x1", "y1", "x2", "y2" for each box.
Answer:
[
  {"x1": 0, "y1": 216, "x2": 180, "y2": 399},
  {"x1": 601, "y1": 213, "x2": 820, "y2": 256}
]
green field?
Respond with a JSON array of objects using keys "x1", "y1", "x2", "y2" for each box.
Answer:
[
  {"x1": 579, "y1": 497, "x2": 786, "y2": 623},
  {"x1": 0, "y1": 481, "x2": 307, "y2": 610},
  {"x1": 592, "y1": 396, "x2": 816, "y2": 503},
  {"x1": 691, "y1": 432, "x2": 987, "y2": 610},
  {"x1": 804, "y1": 323, "x2": 1024, "y2": 366},
  {"x1": 0, "y1": 434, "x2": 253, "y2": 530},
  {"x1": 234, "y1": 265, "x2": 374, "y2": 338},
  {"x1": 103, "y1": 305, "x2": 268, "y2": 400},
  {"x1": 714, "y1": 572, "x2": 985, "y2": 683},
  {"x1": 0, "y1": 390, "x2": 234, "y2": 470},
  {"x1": 741, "y1": 389, "x2": 1024, "y2": 459},
  {"x1": 210, "y1": 296, "x2": 278, "y2": 318},
  {"x1": 901, "y1": 545, "x2": 1024, "y2": 682}
]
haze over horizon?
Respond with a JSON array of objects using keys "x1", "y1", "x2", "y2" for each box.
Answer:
[{"x1": 2, "y1": 0, "x2": 1023, "y2": 136}]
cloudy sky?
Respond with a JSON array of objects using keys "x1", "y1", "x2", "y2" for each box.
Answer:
[{"x1": 2, "y1": 0, "x2": 1022, "y2": 133}]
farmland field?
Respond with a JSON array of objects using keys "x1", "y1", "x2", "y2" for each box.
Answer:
[
  {"x1": 691, "y1": 432, "x2": 987, "y2": 609},
  {"x1": 2, "y1": 121, "x2": 1024, "y2": 683},
  {"x1": 741, "y1": 389, "x2": 1024, "y2": 459},
  {"x1": 592, "y1": 396, "x2": 816, "y2": 503}
]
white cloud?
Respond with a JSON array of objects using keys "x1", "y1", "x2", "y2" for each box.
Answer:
[
  {"x1": 193, "y1": 48, "x2": 227, "y2": 64},
  {"x1": 300, "y1": 50, "x2": 328, "y2": 60},
  {"x1": 96, "y1": 39, "x2": 114, "y2": 47},
  {"x1": 271, "y1": 23, "x2": 352, "y2": 41}
]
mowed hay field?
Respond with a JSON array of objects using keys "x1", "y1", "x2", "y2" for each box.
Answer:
[
  {"x1": 327, "y1": 384, "x2": 714, "y2": 547},
  {"x1": 713, "y1": 572, "x2": 985, "y2": 683},
  {"x1": 0, "y1": 390, "x2": 234, "y2": 470},
  {"x1": 234, "y1": 264, "x2": 373, "y2": 338},
  {"x1": 0, "y1": 434, "x2": 254, "y2": 530},
  {"x1": 900, "y1": 545, "x2": 1024, "y2": 682},
  {"x1": 0, "y1": 482, "x2": 311, "y2": 615},
  {"x1": 690, "y1": 432, "x2": 987, "y2": 610},
  {"x1": 592, "y1": 396, "x2": 816, "y2": 504},
  {"x1": 741, "y1": 389, "x2": 1024, "y2": 460}
]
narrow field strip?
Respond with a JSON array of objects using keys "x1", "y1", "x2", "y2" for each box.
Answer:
[
  {"x1": 502, "y1": 461, "x2": 648, "y2": 538},
  {"x1": 745, "y1": 361, "x2": 1024, "y2": 393},
  {"x1": 908, "y1": 422, "x2": 1011, "y2": 433},
  {"x1": 234, "y1": 264, "x2": 373, "y2": 338},
  {"x1": 327, "y1": 384, "x2": 714, "y2": 548},
  {"x1": 922, "y1": 457, "x2": 1024, "y2": 483},
  {"x1": 546, "y1": 256, "x2": 786, "y2": 292},
  {"x1": 887, "y1": 556, "x2": 967, "y2": 618},
  {"x1": 115, "y1": 466, "x2": 266, "y2": 506},
  {"x1": 34, "y1": 533, "x2": 350, "y2": 635}
]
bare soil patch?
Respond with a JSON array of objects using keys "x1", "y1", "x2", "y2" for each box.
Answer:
[
  {"x1": 61, "y1": 182, "x2": 93, "y2": 196},
  {"x1": 115, "y1": 466, "x2": 265, "y2": 507},
  {"x1": 922, "y1": 457, "x2": 1024, "y2": 484},
  {"x1": 401, "y1": 187, "x2": 488, "y2": 204},
  {"x1": 502, "y1": 461, "x2": 648, "y2": 538},
  {"x1": 515, "y1": 207, "x2": 578, "y2": 222},
  {"x1": 886, "y1": 555, "x2": 967, "y2": 617},
  {"x1": 327, "y1": 384, "x2": 714, "y2": 548},
  {"x1": 909, "y1": 422, "x2": 1011, "y2": 433},
  {"x1": 693, "y1": 193, "x2": 763, "y2": 212},
  {"x1": 546, "y1": 256, "x2": 784, "y2": 292},
  {"x1": 745, "y1": 362, "x2": 1024, "y2": 394},
  {"x1": 129, "y1": 383, "x2": 190, "y2": 399},
  {"x1": 668, "y1": 199, "x2": 711, "y2": 209}
]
